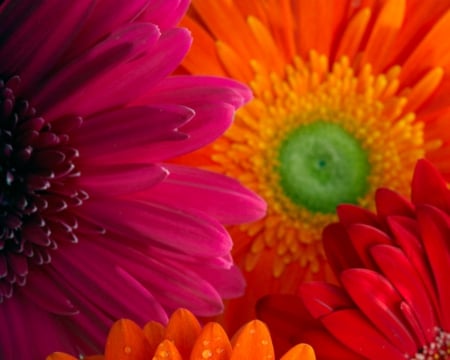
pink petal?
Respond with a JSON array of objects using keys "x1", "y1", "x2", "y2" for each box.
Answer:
[
  {"x1": 142, "y1": 164, "x2": 266, "y2": 224},
  {"x1": 340, "y1": 268, "x2": 417, "y2": 353},
  {"x1": 52, "y1": 241, "x2": 168, "y2": 324},
  {"x1": 64, "y1": 0, "x2": 151, "y2": 60},
  {"x1": 36, "y1": 23, "x2": 161, "y2": 118},
  {"x1": 141, "y1": 75, "x2": 252, "y2": 110},
  {"x1": 0, "y1": 292, "x2": 77, "y2": 360},
  {"x1": 64, "y1": 28, "x2": 192, "y2": 117},
  {"x1": 19, "y1": 268, "x2": 78, "y2": 316},
  {"x1": 72, "y1": 105, "x2": 192, "y2": 160},
  {"x1": 75, "y1": 197, "x2": 232, "y2": 257},
  {"x1": 140, "y1": 102, "x2": 236, "y2": 160},
  {"x1": 138, "y1": 0, "x2": 191, "y2": 29},
  {"x1": 0, "y1": 0, "x2": 95, "y2": 93},
  {"x1": 77, "y1": 163, "x2": 168, "y2": 196}
]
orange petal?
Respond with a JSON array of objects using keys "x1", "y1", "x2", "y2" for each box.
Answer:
[
  {"x1": 164, "y1": 308, "x2": 202, "y2": 359},
  {"x1": 46, "y1": 353, "x2": 79, "y2": 360},
  {"x1": 280, "y1": 344, "x2": 316, "y2": 360},
  {"x1": 190, "y1": 322, "x2": 232, "y2": 360},
  {"x1": 143, "y1": 321, "x2": 165, "y2": 356},
  {"x1": 230, "y1": 320, "x2": 274, "y2": 360},
  {"x1": 104, "y1": 319, "x2": 152, "y2": 360},
  {"x1": 152, "y1": 340, "x2": 182, "y2": 360}
]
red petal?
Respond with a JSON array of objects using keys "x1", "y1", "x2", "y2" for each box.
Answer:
[
  {"x1": 375, "y1": 188, "x2": 415, "y2": 219},
  {"x1": 300, "y1": 282, "x2": 352, "y2": 319},
  {"x1": 336, "y1": 204, "x2": 381, "y2": 228},
  {"x1": 347, "y1": 224, "x2": 392, "y2": 269},
  {"x1": 320, "y1": 309, "x2": 405, "y2": 359},
  {"x1": 411, "y1": 159, "x2": 450, "y2": 212},
  {"x1": 416, "y1": 205, "x2": 450, "y2": 328},
  {"x1": 340, "y1": 268, "x2": 417, "y2": 353},
  {"x1": 371, "y1": 244, "x2": 439, "y2": 344},
  {"x1": 323, "y1": 223, "x2": 364, "y2": 274}
]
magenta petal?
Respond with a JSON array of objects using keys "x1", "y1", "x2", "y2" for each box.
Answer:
[
  {"x1": 143, "y1": 164, "x2": 266, "y2": 224},
  {"x1": 71, "y1": 28, "x2": 192, "y2": 116},
  {"x1": 19, "y1": 268, "x2": 78, "y2": 316},
  {"x1": 370, "y1": 244, "x2": 438, "y2": 344},
  {"x1": 78, "y1": 163, "x2": 168, "y2": 195},
  {"x1": 73, "y1": 105, "x2": 192, "y2": 159},
  {"x1": 0, "y1": 293, "x2": 77, "y2": 360},
  {"x1": 36, "y1": 23, "x2": 161, "y2": 118},
  {"x1": 340, "y1": 268, "x2": 417, "y2": 353},
  {"x1": 139, "y1": 0, "x2": 191, "y2": 29},
  {"x1": 416, "y1": 205, "x2": 450, "y2": 328},
  {"x1": 65, "y1": 0, "x2": 151, "y2": 60},
  {"x1": 145, "y1": 103, "x2": 236, "y2": 161},
  {"x1": 76, "y1": 197, "x2": 232, "y2": 257},
  {"x1": 320, "y1": 309, "x2": 405, "y2": 359},
  {"x1": 142, "y1": 75, "x2": 253, "y2": 110},
  {"x1": 52, "y1": 242, "x2": 168, "y2": 324},
  {"x1": 0, "y1": 0, "x2": 95, "y2": 92}
]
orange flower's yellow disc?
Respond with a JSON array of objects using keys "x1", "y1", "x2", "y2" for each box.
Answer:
[{"x1": 177, "y1": 0, "x2": 450, "y2": 332}]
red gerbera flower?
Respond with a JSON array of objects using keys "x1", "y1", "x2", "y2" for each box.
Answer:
[
  {"x1": 258, "y1": 159, "x2": 450, "y2": 359},
  {"x1": 0, "y1": 1, "x2": 265, "y2": 359}
]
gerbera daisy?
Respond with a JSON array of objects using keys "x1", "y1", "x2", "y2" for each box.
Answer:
[
  {"x1": 0, "y1": 1, "x2": 265, "y2": 358},
  {"x1": 258, "y1": 159, "x2": 450, "y2": 359},
  {"x1": 47, "y1": 308, "x2": 316, "y2": 360},
  {"x1": 177, "y1": 0, "x2": 450, "y2": 331}
]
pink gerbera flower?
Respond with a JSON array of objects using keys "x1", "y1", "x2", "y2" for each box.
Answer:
[
  {"x1": 0, "y1": 1, "x2": 265, "y2": 359},
  {"x1": 258, "y1": 159, "x2": 449, "y2": 359}
]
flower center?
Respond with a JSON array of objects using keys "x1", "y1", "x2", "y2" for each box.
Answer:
[
  {"x1": 0, "y1": 76, "x2": 84, "y2": 300},
  {"x1": 410, "y1": 329, "x2": 450, "y2": 360},
  {"x1": 197, "y1": 53, "x2": 429, "y2": 277},
  {"x1": 278, "y1": 121, "x2": 369, "y2": 213}
]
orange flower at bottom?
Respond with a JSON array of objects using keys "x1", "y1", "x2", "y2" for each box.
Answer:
[{"x1": 46, "y1": 309, "x2": 314, "y2": 360}]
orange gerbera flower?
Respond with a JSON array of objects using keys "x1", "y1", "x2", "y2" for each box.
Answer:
[
  {"x1": 46, "y1": 309, "x2": 315, "y2": 360},
  {"x1": 176, "y1": 0, "x2": 450, "y2": 332}
]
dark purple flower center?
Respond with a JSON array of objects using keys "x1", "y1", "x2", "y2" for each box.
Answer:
[{"x1": 0, "y1": 76, "x2": 85, "y2": 301}]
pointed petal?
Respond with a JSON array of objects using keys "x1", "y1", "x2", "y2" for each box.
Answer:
[
  {"x1": 340, "y1": 268, "x2": 417, "y2": 353},
  {"x1": 105, "y1": 319, "x2": 152, "y2": 360},
  {"x1": 230, "y1": 320, "x2": 275, "y2": 360},
  {"x1": 191, "y1": 322, "x2": 232, "y2": 360},
  {"x1": 143, "y1": 164, "x2": 266, "y2": 225},
  {"x1": 164, "y1": 309, "x2": 201, "y2": 359}
]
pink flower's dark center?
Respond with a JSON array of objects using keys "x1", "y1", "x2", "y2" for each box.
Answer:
[
  {"x1": 0, "y1": 76, "x2": 85, "y2": 301},
  {"x1": 410, "y1": 329, "x2": 450, "y2": 360}
]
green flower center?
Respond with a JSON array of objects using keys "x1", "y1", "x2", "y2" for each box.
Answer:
[{"x1": 277, "y1": 121, "x2": 370, "y2": 213}]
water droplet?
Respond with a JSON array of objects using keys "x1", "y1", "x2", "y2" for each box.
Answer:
[
  {"x1": 216, "y1": 348, "x2": 224, "y2": 354},
  {"x1": 123, "y1": 346, "x2": 132, "y2": 354},
  {"x1": 202, "y1": 340, "x2": 210, "y2": 346},
  {"x1": 249, "y1": 328, "x2": 256, "y2": 335},
  {"x1": 159, "y1": 350, "x2": 169, "y2": 358},
  {"x1": 261, "y1": 339, "x2": 269, "y2": 345},
  {"x1": 202, "y1": 349, "x2": 212, "y2": 359}
]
